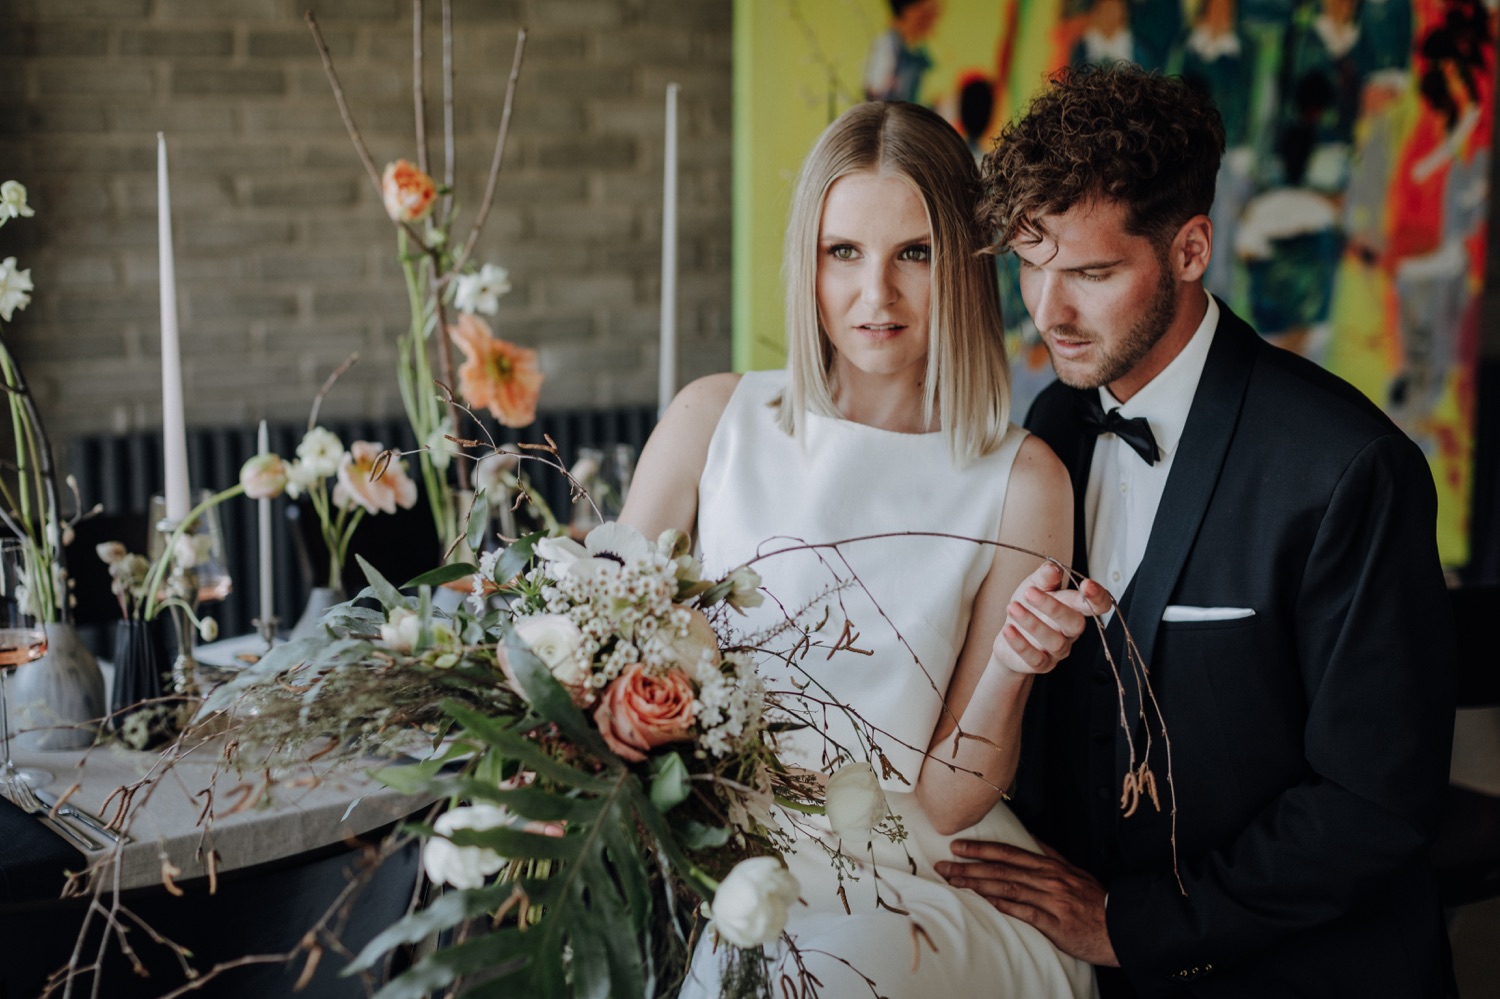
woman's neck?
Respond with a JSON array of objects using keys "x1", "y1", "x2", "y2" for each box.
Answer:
[{"x1": 829, "y1": 365, "x2": 934, "y2": 433}]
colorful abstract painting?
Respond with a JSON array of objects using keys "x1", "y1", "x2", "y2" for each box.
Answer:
[{"x1": 733, "y1": 0, "x2": 1491, "y2": 565}]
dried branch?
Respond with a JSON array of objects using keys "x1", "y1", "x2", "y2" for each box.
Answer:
[
  {"x1": 412, "y1": 0, "x2": 429, "y2": 175},
  {"x1": 452, "y1": 27, "x2": 528, "y2": 275}
]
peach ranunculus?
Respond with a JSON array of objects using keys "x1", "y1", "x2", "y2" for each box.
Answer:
[
  {"x1": 381, "y1": 159, "x2": 437, "y2": 223},
  {"x1": 593, "y1": 664, "x2": 697, "y2": 763},
  {"x1": 333, "y1": 440, "x2": 419, "y2": 515},
  {"x1": 448, "y1": 312, "x2": 543, "y2": 428},
  {"x1": 238, "y1": 453, "x2": 289, "y2": 500}
]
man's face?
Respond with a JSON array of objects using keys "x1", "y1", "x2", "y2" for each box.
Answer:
[{"x1": 1012, "y1": 199, "x2": 1185, "y2": 402}]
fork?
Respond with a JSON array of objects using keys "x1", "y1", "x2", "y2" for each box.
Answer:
[
  {"x1": 31, "y1": 787, "x2": 125, "y2": 844},
  {"x1": 5, "y1": 778, "x2": 105, "y2": 852}
]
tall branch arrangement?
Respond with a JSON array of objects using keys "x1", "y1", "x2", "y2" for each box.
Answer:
[{"x1": 306, "y1": 4, "x2": 537, "y2": 557}]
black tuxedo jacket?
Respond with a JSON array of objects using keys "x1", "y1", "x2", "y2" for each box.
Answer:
[{"x1": 1015, "y1": 303, "x2": 1456, "y2": 998}]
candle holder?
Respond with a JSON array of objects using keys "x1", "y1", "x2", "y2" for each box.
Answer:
[
  {"x1": 252, "y1": 613, "x2": 279, "y2": 651},
  {"x1": 155, "y1": 516, "x2": 203, "y2": 710}
]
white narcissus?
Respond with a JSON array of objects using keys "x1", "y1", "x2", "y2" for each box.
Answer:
[
  {"x1": 453, "y1": 263, "x2": 512, "y2": 316},
  {"x1": 0, "y1": 181, "x2": 35, "y2": 224},
  {"x1": 295, "y1": 427, "x2": 345, "y2": 479},
  {"x1": 824, "y1": 761, "x2": 887, "y2": 848},
  {"x1": 705, "y1": 856, "x2": 801, "y2": 948},
  {"x1": 422, "y1": 803, "x2": 511, "y2": 889},
  {"x1": 0, "y1": 256, "x2": 33, "y2": 322}
]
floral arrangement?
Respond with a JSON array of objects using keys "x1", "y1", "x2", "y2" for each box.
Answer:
[
  {"x1": 307, "y1": 7, "x2": 542, "y2": 559},
  {"x1": 195, "y1": 519, "x2": 896, "y2": 997},
  {"x1": 0, "y1": 179, "x2": 89, "y2": 625}
]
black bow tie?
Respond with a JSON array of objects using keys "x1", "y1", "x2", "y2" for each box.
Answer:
[{"x1": 1078, "y1": 392, "x2": 1160, "y2": 465}]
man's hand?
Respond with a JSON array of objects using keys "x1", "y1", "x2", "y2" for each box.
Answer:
[
  {"x1": 993, "y1": 561, "x2": 1112, "y2": 676},
  {"x1": 936, "y1": 839, "x2": 1120, "y2": 967}
]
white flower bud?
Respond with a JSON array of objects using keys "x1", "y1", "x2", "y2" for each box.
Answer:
[
  {"x1": 824, "y1": 761, "x2": 887, "y2": 847},
  {"x1": 706, "y1": 857, "x2": 800, "y2": 948}
]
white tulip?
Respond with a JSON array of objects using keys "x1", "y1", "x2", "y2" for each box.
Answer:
[
  {"x1": 421, "y1": 804, "x2": 511, "y2": 889},
  {"x1": 824, "y1": 761, "x2": 887, "y2": 847},
  {"x1": 706, "y1": 856, "x2": 801, "y2": 948}
]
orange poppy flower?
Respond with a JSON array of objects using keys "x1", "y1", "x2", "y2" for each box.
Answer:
[{"x1": 448, "y1": 312, "x2": 543, "y2": 428}]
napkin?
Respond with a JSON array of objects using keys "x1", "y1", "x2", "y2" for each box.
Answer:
[{"x1": 0, "y1": 793, "x2": 85, "y2": 903}]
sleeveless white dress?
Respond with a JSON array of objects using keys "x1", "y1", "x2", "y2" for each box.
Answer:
[{"x1": 681, "y1": 371, "x2": 1096, "y2": 998}]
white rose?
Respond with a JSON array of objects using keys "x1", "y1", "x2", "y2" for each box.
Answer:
[
  {"x1": 516, "y1": 614, "x2": 588, "y2": 689},
  {"x1": 706, "y1": 857, "x2": 800, "y2": 948},
  {"x1": 824, "y1": 761, "x2": 887, "y2": 847},
  {"x1": 422, "y1": 803, "x2": 511, "y2": 889}
]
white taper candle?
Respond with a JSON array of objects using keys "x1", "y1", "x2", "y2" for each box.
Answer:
[
  {"x1": 257, "y1": 420, "x2": 274, "y2": 631},
  {"x1": 158, "y1": 132, "x2": 191, "y2": 525},
  {"x1": 658, "y1": 83, "x2": 680, "y2": 417}
]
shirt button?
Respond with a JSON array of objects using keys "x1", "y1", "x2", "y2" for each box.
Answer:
[
  {"x1": 1118, "y1": 480, "x2": 1128, "y2": 493},
  {"x1": 1111, "y1": 570, "x2": 1121, "y2": 583}
]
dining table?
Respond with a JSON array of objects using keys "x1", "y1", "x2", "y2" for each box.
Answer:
[{"x1": 0, "y1": 637, "x2": 438, "y2": 998}]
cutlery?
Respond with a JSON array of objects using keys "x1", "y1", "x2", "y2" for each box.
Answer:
[
  {"x1": 5, "y1": 780, "x2": 104, "y2": 852},
  {"x1": 31, "y1": 787, "x2": 125, "y2": 844}
]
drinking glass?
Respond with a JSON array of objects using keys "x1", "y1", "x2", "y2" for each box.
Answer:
[
  {"x1": 148, "y1": 491, "x2": 233, "y2": 604},
  {"x1": 0, "y1": 539, "x2": 50, "y2": 789}
]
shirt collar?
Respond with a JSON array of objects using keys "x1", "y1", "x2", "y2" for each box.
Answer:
[{"x1": 1097, "y1": 293, "x2": 1218, "y2": 461}]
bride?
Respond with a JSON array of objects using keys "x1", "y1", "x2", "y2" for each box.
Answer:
[{"x1": 621, "y1": 101, "x2": 1100, "y2": 998}]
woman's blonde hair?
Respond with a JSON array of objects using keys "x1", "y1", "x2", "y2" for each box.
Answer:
[{"x1": 779, "y1": 100, "x2": 1011, "y2": 465}]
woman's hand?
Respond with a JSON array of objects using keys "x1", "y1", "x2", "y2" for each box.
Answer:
[{"x1": 991, "y1": 561, "x2": 1111, "y2": 676}]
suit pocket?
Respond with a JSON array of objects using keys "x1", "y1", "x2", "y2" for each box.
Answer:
[{"x1": 1156, "y1": 617, "x2": 1306, "y2": 820}]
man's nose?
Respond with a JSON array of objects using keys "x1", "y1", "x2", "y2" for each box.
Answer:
[{"x1": 1027, "y1": 272, "x2": 1073, "y2": 332}]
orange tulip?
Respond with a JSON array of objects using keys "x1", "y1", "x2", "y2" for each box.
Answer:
[{"x1": 449, "y1": 312, "x2": 543, "y2": 428}]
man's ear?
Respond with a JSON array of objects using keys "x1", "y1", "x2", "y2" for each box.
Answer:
[{"x1": 1172, "y1": 215, "x2": 1212, "y2": 283}]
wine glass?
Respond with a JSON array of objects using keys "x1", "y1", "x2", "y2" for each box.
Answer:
[
  {"x1": 149, "y1": 491, "x2": 234, "y2": 604},
  {"x1": 0, "y1": 538, "x2": 50, "y2": 791}
]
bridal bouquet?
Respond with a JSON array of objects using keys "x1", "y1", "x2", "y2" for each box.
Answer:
[{"x1": 200, "y1": 521, "x2": 835, "y2": 998}]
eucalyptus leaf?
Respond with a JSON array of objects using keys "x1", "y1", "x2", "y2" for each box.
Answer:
[
  {"x1": 649, "y1": 751, "x2": 691, "y2": 812},
  {"x1": 404, "y1": 562, "x2": 478, "y2": 588},
  {"x1": 356, "y1": 554, "x2": 407, "y2": 609},
  {"x1": 677, "y1": 819, "x2": 732, "y2": 850},
  {"x1": 466, "y1": 489, "x2": 490, "y2": 551},
  {"x1": 491, "y1": 531, "x2": 543, "y2": 587}
]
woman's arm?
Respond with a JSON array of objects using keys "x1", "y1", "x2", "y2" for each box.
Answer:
[
  {"x1": 616, "y1": 373, "x2": 741, "y2": 540},
  {"x1": 916, "y1": 434, "x2": 1100, "y2": 834}
]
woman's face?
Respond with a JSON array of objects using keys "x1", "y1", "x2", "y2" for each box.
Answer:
[{"x1": 815, "y1": 171, "x2": 933, "y2": 384}]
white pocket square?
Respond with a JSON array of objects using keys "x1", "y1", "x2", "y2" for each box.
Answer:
[{"x1": 1161, "y1": 605, "x2": 1256, "y2": 622}]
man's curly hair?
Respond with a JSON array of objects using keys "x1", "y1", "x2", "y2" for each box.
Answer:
[{"x1": 980, "y1": 63, "x2": 1226, "y2": 253}]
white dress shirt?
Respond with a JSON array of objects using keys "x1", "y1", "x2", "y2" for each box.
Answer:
[{"x1": 1085, "y1": 296, "x2": 1219, "y2": 612}]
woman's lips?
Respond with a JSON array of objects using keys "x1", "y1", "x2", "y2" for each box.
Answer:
[{"x1": 855, "y1": 323, "x2": 904, "y2": 341}]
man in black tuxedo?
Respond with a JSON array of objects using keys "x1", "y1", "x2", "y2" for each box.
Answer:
[{"x1": 936, "y1": 65, "x2": 1456, "y2": 996}]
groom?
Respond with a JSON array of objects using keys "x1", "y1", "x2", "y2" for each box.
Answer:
[{"x1": 936, "y1": 65, "x2": 1456, "y2": 996}]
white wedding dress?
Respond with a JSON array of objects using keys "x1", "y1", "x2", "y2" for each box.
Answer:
[{"x1": 680, "y1": 371, "x2": 1096, "y2": 998}]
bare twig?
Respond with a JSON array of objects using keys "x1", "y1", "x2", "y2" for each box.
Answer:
[
  {"x1": 412, "y1": 0, "x2": 429, "y2": 175},
  {"x1": 306, "y1": 352, "x2": 359, "y2": 433},
  {"x1": 452, "y1": 27, "x2": 527, "y2": 274}
]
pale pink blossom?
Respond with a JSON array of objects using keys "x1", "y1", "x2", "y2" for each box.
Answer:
[{"x1": 332, "y1": 441, "x2": 418, "y2": 515}]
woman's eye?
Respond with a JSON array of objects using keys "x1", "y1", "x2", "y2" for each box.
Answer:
[
  {"x1": 900, "y1": 244, "x2": 931, "y2": 262},
  {"x1": 827, "y1": 244, "x2": 857, "y2": 261}
]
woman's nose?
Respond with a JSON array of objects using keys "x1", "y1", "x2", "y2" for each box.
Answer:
[{"x1": 860, "y1": 261, "x2": 896, "y2": 307}]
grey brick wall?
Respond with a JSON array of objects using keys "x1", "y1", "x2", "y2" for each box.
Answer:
[{"x1": 0, "y1": 0, "x2": 732, "y2": 453}]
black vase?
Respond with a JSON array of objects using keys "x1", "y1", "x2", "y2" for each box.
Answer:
[{"x1": 109, "y1": 618, "x2": 178, "y2": 750}]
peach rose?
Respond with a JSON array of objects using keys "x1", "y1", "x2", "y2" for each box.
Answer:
[
  {"x1": 593, "y1": 663, "x2": 696, "y2": 763},
  {"x1": 382, "y1": 159, "x2": 437, "y2": 223}
]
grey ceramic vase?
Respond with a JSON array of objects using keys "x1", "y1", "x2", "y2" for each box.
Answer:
[
  {"x1": 11, "y1": 621, "x2": 106, "y2": 751},
  {"x1": 288, "y1": 586, "x2": 346, "y2": 642}
]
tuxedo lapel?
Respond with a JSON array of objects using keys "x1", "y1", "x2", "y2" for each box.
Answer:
[{"x1": 1124, "y1": 302, "x2": 1258, "y2": 675}]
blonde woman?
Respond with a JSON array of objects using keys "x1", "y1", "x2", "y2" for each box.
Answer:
[{"x1": 622, "y1": 101, "x2": 1100, "y2": 997}]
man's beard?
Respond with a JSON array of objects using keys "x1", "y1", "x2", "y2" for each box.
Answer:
[{"x1": 1049, "y1": 264, "x2": 1179, "y2": 391}]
